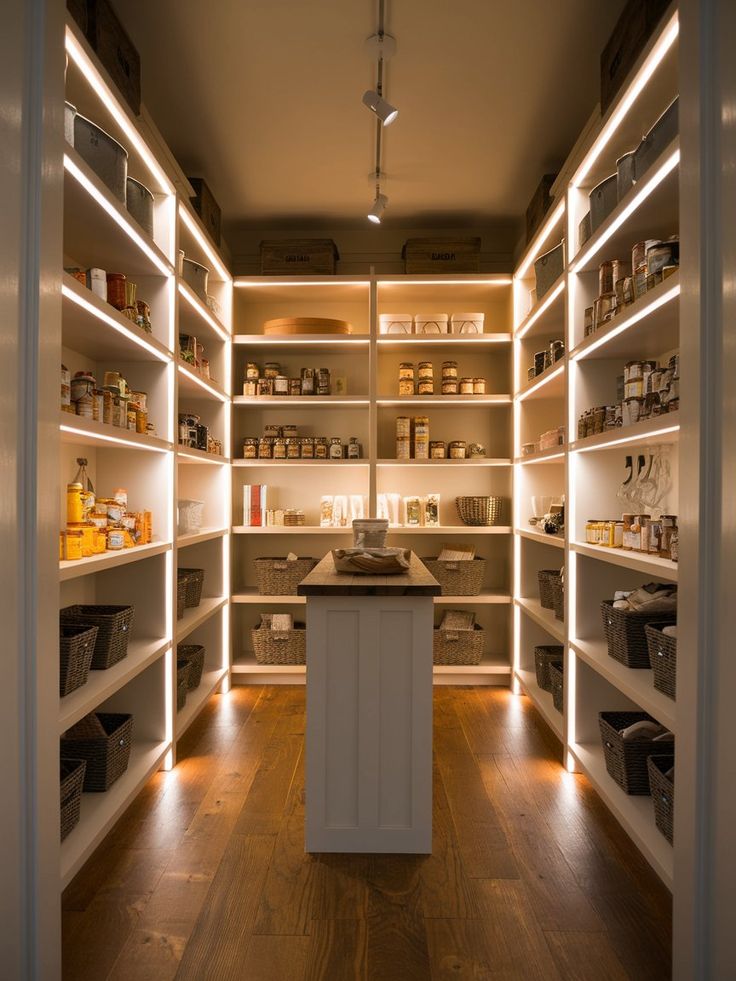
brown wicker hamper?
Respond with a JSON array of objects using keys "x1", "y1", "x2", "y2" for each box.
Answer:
[
  {"x1": 422, "y1": 557, "x2": 485, "y2": 596},
  {"x1": 254, "y1": 557, "x2": 316, "y2": 595},
  {"x1": 176, "y1": 578, "x2": 186, "y2": 620},
  {"x1": 534, "y1": 644, "x2": 564, "y2": 691},
  {"x1": 59, "y1": 623, "x2": 98, "y2": 696},
  {"x1": 645, "y1": 623, "x2": 677, "y2": 699},
  {"x1": 433, "y1": 624, "x2": 484, "y2": 665},
  {"x1": 648, "y1": 753, "x2": 675, "y2": 843},
  {"x1": 178, "y1": 568, "x2": 205, "y2": 608},
  {"x1": 61, "y1": 712, "x2": 133, "y2": 792},
  {"x1": 176, "y1": 659, "x2": 191, "y2": 711},
  {"x1": 537, "y1": 570, "x2": 558, "y2": 610},
  {"x1": 60, "y1": 758, "x2": 86, "y2": 841},
  {"x1": 601, "y1": 601, "x2": 676, "y2": 669},
  {"x1": 548, "y1": 660, "x2": 564, "y2": 713},
  {"x1": 455, "y1": 496, "x2": 503, "y2": 527},
  {"x1": 598, "y1": 711, "x2": 669, "y2": 795},
  {"x1": 60, "y1": 605, "x2": 134, "y2": 670},
  {"x1": 177, "y1": 644, "x2": 206, "y2": 689},
  {"x1": 252, "y1": 621, "x2": 306, "y2": 664}
]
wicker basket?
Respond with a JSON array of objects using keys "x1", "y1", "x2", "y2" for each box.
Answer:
[
  {"x1": 422, "y1": 557, "x2": 485, "y2": 596},
  {"x1": 601, "y1": 601, "x2": 676, "y2": 669},
  {"x1": 598, "y1": 711, "x2": 665, "y2": 795},
  {"x1": 61, "y1": 712, "x2": 134, "y2": 792},
  {"x1": 177, "y1": 644, "x2": 205, "y2": 689},
  {"x1": 178, "y1": 568, "x2": 205, "y2": 608},
  {"x1": 645, "y1": 623, "x2": 677, "y2": 699},
  {"x1": 537, "y1": 570, "x2": 558, "y2": 610},
  {"x1": 176, "y1": 659, "x2": 191, "y2": 711},
  {"x1": 254, "y1": 557, "x2": 317, "y2": 595},
  {"x1": 433, "y1": 624, "x2": 484, "y2": 665},
  {"x1": 455, "y1": 496, "x2": 503, "y2": 527},
  {"x1": 548, "y1": 660, "x2": 564, "y2": 713},
  {"x1": 648, "y1": 754, "x2": 675, "y2": 844},
  {"x1": 252, "y1": 622, "x2": 306, "y2": 664},
  {"x1": 59, "y1": 605, "x2": 134, "y2": 670},
  {"x1": 551, "y1": 575, "x2": 564, "y2": 622},
  {"x1": 59, "y1": 623, "x2": 98, "y2": 696},
  {"x1": 534, "y1": 644, "x2": 564, "y2": 691},
  {"x1": 60, "y1": 758, "x2": 86, "y2": 841},
  {"x1": 176, "y1": 578, "x2": 186, "y2": 620}
]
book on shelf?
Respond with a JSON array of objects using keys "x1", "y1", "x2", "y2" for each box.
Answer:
[{"x1": 243, "y1": 484, "x2": 269, "y2": 527}]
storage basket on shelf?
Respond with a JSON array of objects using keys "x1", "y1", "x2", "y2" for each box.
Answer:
[
  {"x1": 548, "y1": 660, "x2": 564, "y2": 713},
  {"x1": 177, "y1": 644, "x2": 206, "y2": 689},
  {"x1": 422, "y1": 557, "x2": 485, "y2": 596},
  {"x1": 177, "y1": 498, "x2": 205, "y2": 535},
  {"x1": 433, "y1": 624, "x2": 484, "y2": 666},
  {"x1": 598, "y1": 711, "x2": 669, "y2": 795},
  {"x1": 178, "y1": 568, "x2": 205, "y2": 608},
  {"x1": 176, "y1": 659, "x2": 191, "y2": 711},
  {"x1": 647, "y1": 753, "x2": 675, "y2": 844},
  {"x1": 254, "y1": 557, "x2": 317, "y2": 596},
  {"x1": 61, "y1": 712, "x2": 134, "y2": 792},
  {"x1": 537, "y1": 570, "x2": 558, "y2": 610},
  {"x1": 59, "y1": 758, "x2": 86, "y2": 841},
  {"x1": 601, "y1": 600, "x2": 676, "y2": 669},
  {"x1": 534, "y1": 644, "x2": 564, "y2": 691},
  {"x1": 645, "y1": 623, "x2": 677, "y2": 699},
  {"x1": 59, "y1": 623, "x2": 98, "y2": 696},
  {"x1": 176, "y1": 577, "x2": 186, "y2": 621},
  {"x1": 551, "y1": 574, "x2": 564, "y2": 622},
  {"x1": 252, "y1": 621, "x2": 307, "y2": 665},
  {"x1": 455, "y1": 496, "x2": 503, "y2": 527},
  {"x1": 59, "y1": 605, "x2": 134, "y2": 670}
]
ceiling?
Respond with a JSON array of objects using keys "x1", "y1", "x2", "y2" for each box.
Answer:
[{"x1": 116, "y1": 0, "x2": 625, "y2": 245}]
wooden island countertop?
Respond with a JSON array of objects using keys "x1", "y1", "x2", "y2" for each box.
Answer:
[{"x1": 297, "y1": 551, "x2": 441, "y2": 597}]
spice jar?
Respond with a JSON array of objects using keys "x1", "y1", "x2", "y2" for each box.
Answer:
[
  {"x1": 288, "y1": 378, "x2": 301, "y2": 395},
  {"x1": 107, "y1": 528, "x2": 125, "y2": 550},
  {"x1": 473, "y1": 378, "x2": 486, "y2": 394},
  {"x1": 430, "y1": 441, "x2": 446, "y2": 459},
  {"x1": 273, "y1": 437, "x2": 287, "y2": 459},
  {"x1": 347, "y1": 437, "x2": 361, "y2": 459},
  {"x1": 286, "y1": 437, "x2": 300, "y2": 459},
  {"x1": 441, "y1": 379, "x2": 459, "y2": 395},
  {"x1": 314, "y1": 437, "x2": 328, "y2": 459},
  {"x1": 257, "y1": 378, "x2": 273, "y2": 396},
  {"x1": 258, "y1": 437, "x2": 273, "y2": 459},
  {"x1": 300, "y1": 438, "x2": 314, "y2": 459},
  {"x1": 329, "y1": 437, "x2": 343, "y2": 460},
  {"x1": 245, "y1": 362, "x2": 259, "y2": 380},
  {"x1": 243, "y1": 379, "x2": 257, "y2": 396},
  {"x1": 264, "y1": 362, "x2": 280, "y2": 379},
  {"x1": 274, "y1": 375, "x2": 289, "y2": 395},
  {"x1": 441, "y1": 361, "x2": 458, "y2": 379},
  {"x1": 243, "y1": 438, "x2": 258, "y2": 459},
  {"x1": 106, "y1": 272, "x2": 126, "y2": 310},
  {"x1": 459, "y1": 377, "x2": 474, "y2": 394},
  {"x1": 449, "y1": 440, "x2": 467, "y2": 459},
  {"x1": 300, "y1": 372, "x2": 314, "y2": 395}
]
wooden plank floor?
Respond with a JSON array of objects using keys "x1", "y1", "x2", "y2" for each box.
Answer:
[{"x1": 62, "y1": 686, "x2": 672, "y2": 980}]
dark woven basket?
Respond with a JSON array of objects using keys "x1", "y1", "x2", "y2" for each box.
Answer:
[
  {"x1": 176, "y1": 659, "x2": 191, "y2": 711},
  {"x1": 548, "y1": 660, "x2": 564, "y2": 713},
  {"x1": 601, "y1": 601, "x2": 676, "y2": 669},
  {"x1": 59, "y1": 623, "x2": 98, "y2": 697},
  {"x1": 534, "y1": 644, "x2": 564, "y2": 691},
  {"x1": 60, "y1": 758, "x2": 86, "y2": 841},
  {"x1": 537, "y1": 570, "x2": 558, "y2": 609},
  {"x1": 598, "y1": 711, "x2": 667, "y2": 795},
  {"x1": 645, "y1": 623, "x2": 677, "y2": 699},
  {"x1": 176, "y1": 578, "x2": 186, "y2": 620},
  {"x1": 177, "y1": 644, "x2": 205, "y2": 689},
  {"x1": 60, "y1": 605, "x2": 134, "y2": 670},
  {"x1": 178, "y1": 568, "x2": 205, "y2": 608},
  {"x1": 61, "y1": 712, "x2": 134, "y2": 792},
  {"x1": 551, "y1": 574, "x2": 564, "y2": 621},
  {"x1": 648, "y1": 754, "x2": 675, "y2": 844}
]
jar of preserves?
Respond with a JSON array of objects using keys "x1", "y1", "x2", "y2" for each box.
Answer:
[
  {"x1": 245, "y1": 362, "x2": 259, "y2": 380},
  {"x1": 107, "y1": 528, "x2": 125, "y2": 550},
  {"x1": 449, "y1": 440, "x2": 467, "y2": 459},
  {"x1": 273, "y1": 438, "x2": 287, "y2": 459},
  {"x1": 347, "y1": 437, "x2": 361, "y2": 459},
  {"x1": 67, "y1": 483, "x2": 84, "y2": 524},
  {"x1": 258, "y1": 437, "x2": 273, "y2": 459},
  {"x1": 399, "y1": 362, "x2": 415, "y2": 380},
  {"x1": 441, "y1": 361, "x2": 458, "y2": 379},
  {"x1": 314, "y1": 437, "x2": 328, "y2": 459},
  {"x1": 286, "y1": 438, "x2": 300, "y2": 459},
  {"x1": 430, "y1": 441, "x2": 446, "y2": 459},
  {"x1": 300, "y1": 437, "x2": 315, "y2": 459},
  {"x1": 243, "y1": 438, "x2": 258, "y2": 459},
  {"x1": 417, "y1": 362, "x2": 434, "y2": 380},
  {"x1": 264, "y1": 362, "x2": 280, "y2": 379},
  {"x1": 243, "y1": 379, "x2": 258, "y2": 396},
  {"x1": 459, "y1": 377, "x2": 474, "y2": 395},
  {"x1": 473, "y1": 378, "x2": 486, "y2": 394},
  {"x1": 282, "y1": 424, "x2": 298, "y2": 439},
  {"x1": 257, "y1": 378, "x2": 273, "y2": 396},
  {"x1": 329, "y1": 437, "x2": 344, "y2": 460},
  {"x1": 396, "y1": 416, "x2": 410, "y2": 438},
  {"x1": 63, "y1": 528, "x2": 84, "y2": 561},
  {"x1": 417, "y1": 379, "x2": 434, "y2": 395},
  {"x1": 274, "y1": 375, "x2": 289, "y2": 395},
  {"x1": 399, "y1": 379, "x2": 415, "y2": 396},
  {"x1": 441, "y1": 379, "x2": 459, "y2": 395}
]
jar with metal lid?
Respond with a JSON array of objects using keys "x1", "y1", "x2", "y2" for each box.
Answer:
[
  {"x1": 282, "y1": 424, "x2": 298, "y2": 439},
  {"x1": 441, "y1": 379, "x2": 459, "y2": 395},
  {"x1": 273, "y1": 437, "x2": 287, "y2": 459},
  {"x1": 264, "y1": 424, "x2": 282, "y2": 439},
  {"x1": 63, "y1": 528, "x2": 84, "y2": 561},
  {"x1": 300, "y1": 373, "x2": 314, "y2": 395},
  {"x1": 441, "y1": 361, "x2": 458, "y2": 379},
  {"x1": 274, "y1": 375, "x2": 289, "y2": 395},
  {"x1": 399, "y1": 362, "x2": 415, "y2": 380},
  {"x1": 71, "y1": 371, "x2": 96, "y2": 404},
  {"x1": 417, "y1": 362, "x2": 434, "y2": 380},
  {"x1": 430, "y1": 441, "x2": 446, "y2": 459},
  {"x1": 449, "y1": 440, "x2": 467, "y2": 459},
  {"x1": 396, "y1": 416, "x2": 410, "y2": 438},
  {"x1": 243, "y1": 438, "x2": 258, "y2": 459},
  {"x1": 317, "y1": 368, "x2": 331, "y2": 394},
  {"x1": 417, "y1": 379, "x2": 434, "y2": 395},
  {"x1": 288, "y1": 378, "x2": 301, "y2": 395},
  {"x1": 396, "y1": 437, "x2": 410, "y2": 459},
  {"x1": 473, "y1": 378, "x2": 486, "y2": 394},
  {"x1": 347, "y1": 437, "x2": 361, "y2": 459},
  {"x1": 258, "y1": 437, "x2": 273, "y2": 459},
  {"x1": 314, "y1": 437, "x2": 328, "y2": 459},
  {"x1": 67, "y1": 483, "x2": 84, "y2": 524},
  {"x1": 245, "y1": 362, "x2": 259, "y2": 380},
  {"x1": 300, "y1": 437, "x2": 315, "y2": 459},
  {"x1": 127, "y1": 409, "x2": 137, "y2": 430},
  {"x1": 106, "y1": 272, "x2": 126, "y2": 310},
  {"x1": 459, "y1": 377, "x2": 474, "y2": 395},
  {"x1": 399, "y1": 378, "x2": 415, "y2": 396},
  {"x1": 107, "y1": 528, "x2": 125, "y2": 550},
  {"x1": 257, "y1": 378, "x2": 273, "y2": 396},
  {"x1": 286, "y1": 437, "x2": 301, "y2": 459},
  {"x1": 329, "y1": 437, "x2": 343, "y2": 460},
  {"x1": 264, "y1": 362, "x2": 280, "y2": 379},
  {"x1": 413, "y1": 416, "x2": 430, "y2": 459},
  {"x1": 243, "y1": 379, "x2": 258, "y2": 396}
]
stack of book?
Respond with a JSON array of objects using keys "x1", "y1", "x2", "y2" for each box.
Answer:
[{"x1": 242, "y1": 485, "x2": 269, "y2": 527}]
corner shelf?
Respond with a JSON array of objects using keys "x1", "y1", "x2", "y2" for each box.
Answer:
[
  {"x1": 177, "y1": 280, "x2": 230, "y2": 343},
  {"x1": 177, "y1": 527, "x2": 228, "y2": 548},
  {"x1": 516, "y1": 361, "x2": 566, "y2": 401},
  {"x1": 515, "y1": 597, "x2": 566, "y2": 644},
  {"x1": 515, "y1": 276, "x2": 566, "y2": 341},
  {"x1": 569, "y1": 414, "x2": 679, "y2": 453},
  {"x1": 60, "y1": 413, "x2": 172, "y2": 453},
  {"x1": 177, "y1": 446, "x2": 230, "y2": 465},
  {"x1": 570, "y1": 541, "x2": 678, "y2": 582},
  {"x1": 59, "y1": 541, "x2": 172, "y2": 581},
  {"x1": 175, "y1": 597, "x2": 227, "y2": 643},
  {"x1": 515, "y1": 528, "x2": 565, "y2": 549},
  {"x1": 177, "y1": 362, "x2": 229, "y2": 402}
]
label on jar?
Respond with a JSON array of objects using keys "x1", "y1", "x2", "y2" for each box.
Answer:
[
  {"x1": 107, "y1": 529, "x2": 125, "y2": 550},
  {"x1": 399, "y1": 379, "x2": 415, "y2": 396}
]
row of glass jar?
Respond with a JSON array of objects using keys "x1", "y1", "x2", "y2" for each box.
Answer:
[{"x1": 242, "y1": 436, "x2": 362, "y2": 460}]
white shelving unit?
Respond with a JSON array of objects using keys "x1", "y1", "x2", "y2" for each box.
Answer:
[{"x1": 512, "y1": 6, "x2": 680, "y2": 891}]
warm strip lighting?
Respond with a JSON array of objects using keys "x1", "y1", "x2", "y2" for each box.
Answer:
[
  {"x1": 177, "y1": 363, "x2": 228, "y2": 402},
  {"x1": 377, "y1": 335, "x2": 511, "y2": 345},
  {"x1": 570, "y1": 148, "x2": 680, "y2": 271},
  {"x1": 572, "y1": 13, "x2": 679, "y2": 188},
  {"x1": 64, "y1": 154, "x2": 173, "y2": 278},
  {"x1": 65, "y1": 29, "x2": 173, "y2": 195},
  {"x1": 571, "y1": 283, "x2": 680, "y2": 360},
  {"x1": 516, "y1": 279, "x2": 566, "y2": 339},
  {"x1": 515, "y1": 200, "x2": 566, "y2": 279},
  {"x1": 376, "y1": 459, "x2": 511, "y2": 467},
  {"x1": 517, "y1": 362, "x2": 565, "y2": 402},
  {"x1": 178, "y1": 205, "x2": 231, "y2": 283},
  {"x1": 234, "y1": 398, "x2": 370, "y2": 407},
  {"x1": 376, "y1": 398, "x2": 511, "y2": 406},
  {"x1": 233, "y1": 461, "x2": 370, "y2": 468},
  {"x1": 573, "y1": 423, "x2": 679, "y2": 452},
  {"x1": 178, "y1": 283, "x2": 229, "y2": 342},
  {"x1": 62, "y1": 283, "x2": 170, "y2": 362},
  {"x1": 380, "y1": 278, "x2": 513, "y2": 286},
  {"x1": 236, "y1": 337, "x2": 370, "y2": 346},
  {"x1": 60, "y1": 422, "x2": 170, "y2": 453},
  {"x1": 511, "y1": 602, "x2": 521, "y2": 695},
  {"x1": 234, "y1": 279, "x2": 369, "y2": 288},
  {"x1": 518, "y1": 450, "x2": 565, "y2": 464},
  {"x1": 177, "y1": 450, "x2": 228, "y2": 465}
]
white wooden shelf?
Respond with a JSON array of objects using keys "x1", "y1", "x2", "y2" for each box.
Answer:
[
  {"x1": 389, "y1": 525, "x2": 512, "y2": 535},
  {"x1": 515, "y1": 597, "x2": 566, "y2": 643},
  {"x1": 177, "y1": 362, "x2": 229, "y2": 402},
  {"x1": 515, "y1": 668, "x2": 564, "y2": 740},
  {"x1": 60, "y1": 413, "x2": 172, "y2": 453},
  {"x1": 177, "y1": 279, "x2": 230, "y2": 344},
  {"x1": 231, "y1": 588, "x2": 511, "y2": 606},
  {"x1": 175, "y1": 666, "x2": 228, "y2": 739},
  {"x1": 233, "y1": 334, "x2": 371, "y2": 354},
  {"x1": 434, "y1": 658, "x2": 510, "y2": 686},
  {"x1": 233, "y1": 590, "x2": 306, "y2": 604},
  {"x1": 515, "y1": 527, "x2": 565, "y2": 549},
  {"x1": 376, "y1": 395, "x2": 511, "y2": 406},
  {"x1": 570, "y1": 541, "x2": 678, "y2": 582},
  {"x1": 515, "y1": 276, "x2": 566, "y2": 341},
  {"x1": 176, "y1": 597, "x2": 227, "y2": 643},
  {"x1": 376, "y1": 458, "x2": 511, "y2": 467},
  {"x1": 61, "y1": 272, "x2": 172, "y2": 363},
  {"x1": 60, "y1": 739, "x2": 170, "y2": 889},
  {"x1": 376, "y1": 334, "x2": 511, "y2": 349},
  {"x1": 59, "y1": 541, "x2": 171, "y2": 581},
  {"x1": 59, "y1": 638, "x2": 170, "y2": 734},
  {"x1": 177, "y1": 527, "x2": 228, "y2": 548},
  {"x1": 571, "y1": 742, "x2": 673, "y2": 889},
  {"x1": 232, "y1": 525, "x2": 352, "y2": 534},
  {"x1": 515, "y1": 447, "x2": 565, "y2": 465},
  {"x1": 570, "y1": 413, "x2": 680, "y2": 453},
  {"x1": 570, "y1": 638, "x2": 676, "y2": 733},
  {"x1": 177, "y1": 446, "x2": 230, "y2": 465},
  {"x1": 63, "y1": 148, "x2": 173, "y2": 278},
  {"x1": 232, "y1": 459, "x2": 369, "y2": 468},
  {"x1": 233, "y1": 395, "x2": 369, "y2": 406},
  {"x1": 516, "y1": 361, "x2": 566, "y2": 401}
]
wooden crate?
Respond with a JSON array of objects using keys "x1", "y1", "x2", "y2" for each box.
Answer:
[
  {"x1": 525, "y1": 174, "x2": 557, "y2": 245},
  {"x1": 85, "y1": 0, "x2": 141, "y2": 115},
  {"x1": 189, "y1": 177, "x2": 221, "y2": 246},
  {"x1": 260, "y1": 239, "x2": 339, "y2": 276},
  {"x1": 600, "y1": 0, "x2": 671, "y2": 114},
  {"x1": 402, "y1": 237, "x2": 481, "y2": 275}
]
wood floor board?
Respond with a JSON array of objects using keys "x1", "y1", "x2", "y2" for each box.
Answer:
[
  {"x1": 305, "y1": 919, "x2": 367, "y2": 981},
  {"x1": 425, "y1": 917, "x2": 493, "y2": 980},
  {"x1": 239, "y1": 935, "x2": 310, "y2": 981},
  {"x1": 543, "y1": 929, "x2": 631, "y2": 981},
  {"x1": 310, "y1": 853, "x2": 370, "y2": 921}
]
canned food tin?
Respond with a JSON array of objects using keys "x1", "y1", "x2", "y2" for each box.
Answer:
[
  {"x1": 599, "y1": 260, "x2": 614, "y2": 295},
  {"x1": 584, "y1": 306, "x2": 594, "y2": 336},
  {"x1": 646, "y1": 239, "x2": 679, "y2": 276},
  {"x1": 632, "y1": 239, "x2": 661, "y2": 272},
  {"x1": 612, "y1": 258, "x2": 631, "y2": 285},
  {"x1": 593, "y1": 292, "x2": 617, "y2": 330}
]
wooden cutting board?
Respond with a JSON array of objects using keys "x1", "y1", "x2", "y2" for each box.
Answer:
[{"x1": 263, "y1": 317, "x2": 353, "y2": 335}]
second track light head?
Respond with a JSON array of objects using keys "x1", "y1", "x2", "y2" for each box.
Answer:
[
  {"x1": 367, "y1": 192, "x2": 388, "y2": 224},
  {"x1": 362, "y1": 90, "x2": 399, "y2": 126}
]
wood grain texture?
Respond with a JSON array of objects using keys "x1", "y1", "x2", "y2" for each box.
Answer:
[
  {"x1": 298, "y1": 551, "x2": 441, "y2": 595},
  {"x1": 62, "y1": 686, "x2": 672, "y2": 981}
]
